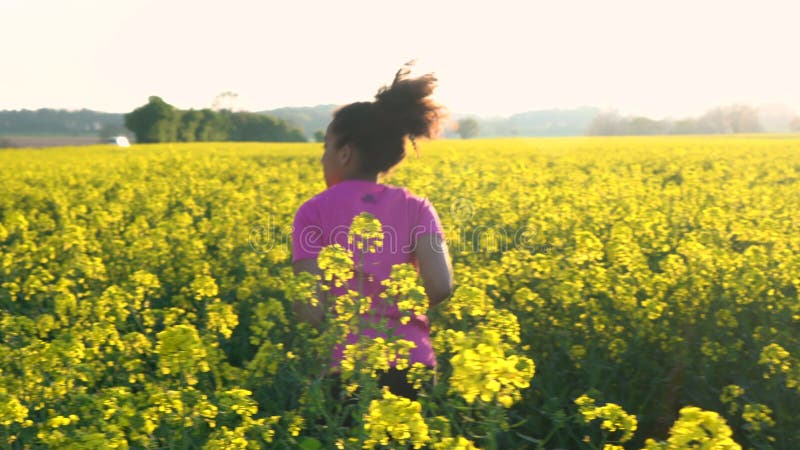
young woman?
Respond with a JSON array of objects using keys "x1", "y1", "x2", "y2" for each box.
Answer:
[{"x1": 291, "y1": 64, "x2": 454, "y2": 399}]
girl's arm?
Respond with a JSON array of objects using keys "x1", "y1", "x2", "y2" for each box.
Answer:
[
  {"x1": 414, "y1": 233, "x2": 454, "y2": 308},
  {"x1": 292, "y1": 258, "x2": 327, "y2": 329}
]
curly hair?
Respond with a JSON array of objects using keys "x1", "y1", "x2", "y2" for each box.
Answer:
[{"x1": 329, "y1": 61, "x2": 448, "y2": 175}]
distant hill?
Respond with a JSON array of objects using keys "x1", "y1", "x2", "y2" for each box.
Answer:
[
  {"x1": 0, "y1": 109, "x2": 126, "y2": 137},
  {"x1": 258, "y1": 105, "x2": 337, "y2": 140},
  {"x1": 0, "y1": 105, "x2": 621, "y2": 141},
  {"x1": 260, "y1": 105, "x2": 602, "y2": 139},
  {"x1": 447, "y1": 107, "x2": 602, "y2": 138},
  {"x1": 9, "y1": 103, "x2": 785, "y2": 143},
  {"x1": 3, "y1": 106, "x2": 601, "y2": 143}
]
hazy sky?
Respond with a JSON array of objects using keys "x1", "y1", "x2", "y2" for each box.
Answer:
[{"x1": 2, "y1": 0, "x2": 798, "y2": 118}]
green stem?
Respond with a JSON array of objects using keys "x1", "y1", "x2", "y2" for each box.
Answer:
[
  {"x1": 486, "y1": 404, "x2": 500, "y2": 450},
  {"x1": 536, "y1": 420, "x2": 562, "y2": 449}
]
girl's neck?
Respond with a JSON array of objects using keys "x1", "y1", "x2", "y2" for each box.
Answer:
[{"x1": 343, "y1": 172, "x2": 379, "y2": 183}]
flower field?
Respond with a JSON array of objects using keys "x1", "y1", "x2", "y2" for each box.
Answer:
[{"x1": 1, "y1": 135, "x2": 799, "y2": 449}]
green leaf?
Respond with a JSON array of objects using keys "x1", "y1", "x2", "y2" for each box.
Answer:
[{"x1": 298, "y1": 437, "x2": 323, "y2": 450}]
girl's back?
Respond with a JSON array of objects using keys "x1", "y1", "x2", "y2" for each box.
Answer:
[{"x1": 292, "y1": 178, "x2": 444, "y2": 366}]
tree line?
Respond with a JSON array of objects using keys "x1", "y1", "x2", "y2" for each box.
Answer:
[
  {"x1": 124, "y1": 97, "x2": 306, "y2": 143},
  {"x1": 3, "y1": 102, "x2": 798, "y2": 144},
  {"x1": 586, "y1": 104, "x2": 800, "y2": 136}
]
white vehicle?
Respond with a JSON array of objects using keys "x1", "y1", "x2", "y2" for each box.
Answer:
[{"x1": 107, "y1": 136, "x2": 131, "y2": 147}]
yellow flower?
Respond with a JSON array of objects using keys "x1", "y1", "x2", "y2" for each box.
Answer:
[
  {"x1": 644, "y1": 406, "x2": 741, "y2": 449},
  {"x1": 341, "y1": 337, "x2": 416, "y2": 379},
  {"x1": 155, "y1": 324, "x2": 209, "y2": 385},
  {"x1": 363, "y1": 387, "x2": 430, "y2": 449},
  {"x1": 0, "y1": 389, "x2": 29, "y2": 426},
  {"x1": 742, "y1": 403, "x2": 775, "y2": 433},
  {"x1": 317, "y1": 244, "x2": 354, "y2": 288},
  {"x1": 349, "y1": 212, "x2": 384, "y2": 254},
  {"x1": 433, "y1": 436, "x2": 480, "y2": 449},
  {"x1": 448, "y1": 327, "x2": 534, "y2": 407},
  {"x1": 575, "y1": 394, "x2": 637, "y2": 443}
]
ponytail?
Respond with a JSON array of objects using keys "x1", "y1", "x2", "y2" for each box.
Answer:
[{"x1": 330, "y1": 61, "x2": 447, "y2": 175}]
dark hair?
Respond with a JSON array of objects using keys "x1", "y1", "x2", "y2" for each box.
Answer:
[{"x1": 330, "y1": 62, "x2": 447, "y2": 175}]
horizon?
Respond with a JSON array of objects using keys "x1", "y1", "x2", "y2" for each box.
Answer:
[
  {"x1": 2, "y1": 0, "x2": 798, "y2": 119},
  {"x1": 1, "y1": 102, "x2": 795, "y2": 124}
]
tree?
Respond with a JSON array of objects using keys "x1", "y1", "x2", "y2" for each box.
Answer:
[
  {"x1": 790, "y1": 116, "x2": 800, "y2": 132},
  {"x1": 586, "y1": 111, "x2": 622, "y2": 135},
  {"x1": 457, "y1": 118, "x2": 480, "y2": 139},
  {"x1": 124, "y1": 96, "x2": 179, "y2": 143},
  {"x1": 125, "y1": 96, "x2": 307, "y2": 143},
  {"x1": 178, "y1": 110, "x2": 204, "y2": 142},
  {"x1": 628, "y1": 116, "x2": 667, "y2": 135},
  {"x1": 586, "y1": 105, "x2": 764, "y2": 136},
  {"x1": 229, "y1": 113, "x2": 275, "y2": 141},
  {"x1": 698, "y1": 104, "x2": 762, "y2": 133},
  {"x1": 212, "y1": 91, "x2": 240, "y2": 112},
  {"x1": 670, "y1": 118, "x2": 700, "y2": 135},
  {"x1": 195, "y1": 109, "x2": 232, "y2": 142},
  {"x1": 228, "y1": 112, "x2": 306, "y2": 142},
  {"x1": 313, "y1": 130, "x2": 325, "y2": 142},
  {"x1": 756, "y1": 103, "x2": 796, "y2": 132}
]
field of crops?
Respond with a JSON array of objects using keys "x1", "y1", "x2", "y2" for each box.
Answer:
[{"x1": 1, "y1": 136, "x2": 800, "y2": 449}]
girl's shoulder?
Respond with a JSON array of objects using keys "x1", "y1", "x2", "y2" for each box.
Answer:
[
  {"x1": 380, "y1": 183, "x2": 429, "y2": 202},
  {"x1": 382, "y1": 186, "x2": 439, "y2": 218},
  {"x1": 380, "y1": 185, "x2": 440, "y2": 216},
  {"x1": 295, "y1": 182, "x2": 435, "y2": 217}
]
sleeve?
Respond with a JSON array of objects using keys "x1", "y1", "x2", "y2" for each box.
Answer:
[
  {"x1": 292, "y1": 201, "x2": 324, "y2": 264},
  {"x1": 410, "y1": 197, "x2": 445, "y2": 245}
]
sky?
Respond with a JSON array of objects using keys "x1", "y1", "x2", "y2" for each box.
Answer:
[{"x1": 1, "y1": 0, "x2": 798, "y2": 119}]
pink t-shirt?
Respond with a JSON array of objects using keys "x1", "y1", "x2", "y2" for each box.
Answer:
[{"x1": 292, "y1": 179, "x2": 444, "y2": 368}]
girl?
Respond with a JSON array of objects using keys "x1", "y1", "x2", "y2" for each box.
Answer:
[{"x1": 291, "y1": 64, "x2": 454, "y2": 400}]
